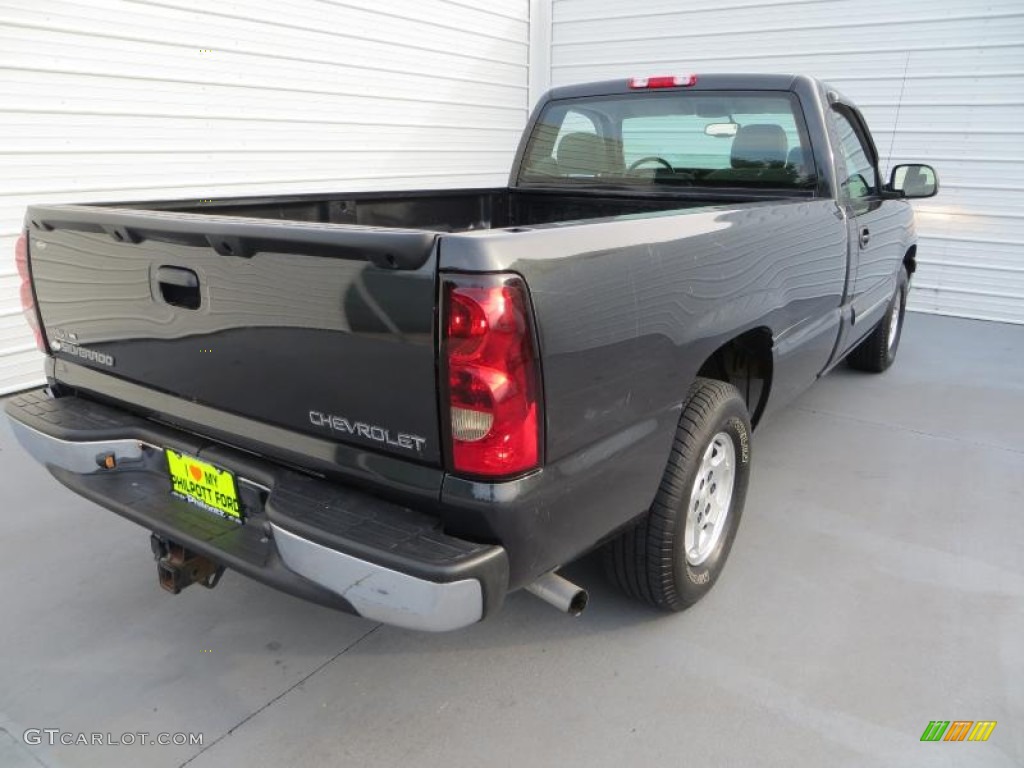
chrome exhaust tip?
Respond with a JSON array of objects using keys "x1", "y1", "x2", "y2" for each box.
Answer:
[{"x1": 525, "y1": 571, "x2": 588, "y2": 616}]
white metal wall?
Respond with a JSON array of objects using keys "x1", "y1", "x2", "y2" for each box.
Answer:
[
  {"x1": 550, "y1": 0, "x2": 1024, "y2": 324},
  {"x1": 2, "y1": 1, "x2": 1021, "y2": 395},
  {"x1": 0, "y1": 0, "x2": 530, "y2": 394}
]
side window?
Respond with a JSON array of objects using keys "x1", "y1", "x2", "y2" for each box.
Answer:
[
  {"x1": 621, "y1": 110, "x2": 805, "y2": 172},
  {"x1": 520, "y1": 108, "x2": 610, "y2": 179},
  {"x1": 621, "y1": 113, "x2": 727, "y2": 169},
  {"x1": 832, "y1": 110, "x2": 878, "y2": 200},
  {"x1": 551, "y1": 110, "x2": 612, "y2": 177},
  {"x1": 554, "y1": 110, "x2": 598, "y2": 150}
]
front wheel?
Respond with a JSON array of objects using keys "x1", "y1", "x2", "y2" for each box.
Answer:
[
  {"x1": 848, "y1": 267, "x2": 909, "y2": 373},
  {"x1": 603, "y1": 378, "x2": 752, "y2": 611}
]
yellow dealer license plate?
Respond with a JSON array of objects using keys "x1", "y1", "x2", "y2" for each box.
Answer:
[{"x1": 165, "y1": 449, "x2": 243, "y2": 522}]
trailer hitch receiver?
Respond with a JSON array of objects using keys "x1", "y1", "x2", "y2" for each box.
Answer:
[{"x1": 151, "y1": 535, "x2": 225, "y2": 594}]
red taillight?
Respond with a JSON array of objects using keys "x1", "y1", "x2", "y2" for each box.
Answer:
[
  {"x1": 441, "y1": 275, "x2": 542, "y2": 479},
  {"x1": 628, "y1": 74, "x2": 697, "y2": 89},
  {"x1": 15, "y1": 232, "x2": 45, "y2": 352}
]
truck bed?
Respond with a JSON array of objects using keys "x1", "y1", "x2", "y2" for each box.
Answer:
[
  {"x1": 120, "y1": 187, "x2": 791, "y2": 231},
  {"x1": 23, "y1": 182, "x2": 813, "y2": 476}
]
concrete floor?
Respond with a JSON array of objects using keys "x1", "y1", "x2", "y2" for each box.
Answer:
[{"x1": 0, "y1": 312, "x2": 1021, "y2": 768}]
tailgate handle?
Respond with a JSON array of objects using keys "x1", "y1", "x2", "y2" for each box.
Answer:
[{"x1": 157, "y1": 266, "x2": 201, "y2": 309}]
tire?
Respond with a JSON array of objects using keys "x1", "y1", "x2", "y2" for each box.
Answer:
[
  {"x1": 847, "y1": 268, "x2": 909, "y2": 373},
  {"x1": 603, "y1": 378, "x2": 752, "y2": 611}
]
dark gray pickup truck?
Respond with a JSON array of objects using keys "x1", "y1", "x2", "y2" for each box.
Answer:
[{"x1": 8, "y1": 74, "x2": 937, "y2": 630}]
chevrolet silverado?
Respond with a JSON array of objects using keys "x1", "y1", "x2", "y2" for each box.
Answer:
[{"x1": 6, "y1": 74, "x2": 938, "y2": 630}]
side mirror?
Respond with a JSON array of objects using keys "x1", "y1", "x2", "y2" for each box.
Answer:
[
  {"x1": 890, "y1": 163, "x2": 938, "y2": 198},
  {"x1": 704, "y1": 122, "x2": 739, "y2": 138}
]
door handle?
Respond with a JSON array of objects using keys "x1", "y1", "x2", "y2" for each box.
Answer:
[
  {"x1": 156, "y1": 266, "x2": 200, "y2": 309},
  {"x1": 859, "y1": 227, "x2": 871, "y2": 248}
]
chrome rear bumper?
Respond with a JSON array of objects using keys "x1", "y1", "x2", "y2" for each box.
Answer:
[
  {"x1": 6, "y1": 391, "x2": 507, "y2": 632},
  {"x1": 270, "y1": 525, "x2": 484, "y2": 632}
]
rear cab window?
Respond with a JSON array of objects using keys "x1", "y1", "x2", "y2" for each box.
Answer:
[{"x1": 519, "y1": 90, "x2": 817, "y2": 191}]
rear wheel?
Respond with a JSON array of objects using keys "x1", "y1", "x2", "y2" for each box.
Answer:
[
  {"x1": 603, "y1": 378, "x2": 751, "y2": 611},
  {"x1": 848, "y1": 268, "x2": 909, "y2": 373}
]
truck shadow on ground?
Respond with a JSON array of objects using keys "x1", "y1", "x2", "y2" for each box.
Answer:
[{"x1": 231, "y1": 547, "x2": 692, "y2": 660}]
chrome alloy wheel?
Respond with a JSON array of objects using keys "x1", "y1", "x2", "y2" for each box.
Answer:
[
  {"x1": 684, "y1": 432, "x2": 736, "y2": 566},
  {"x1": 887, "y1": 289, "x2": 903, "y2": 350}
]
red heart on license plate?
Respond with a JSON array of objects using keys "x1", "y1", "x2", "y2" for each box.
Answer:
[{"x1": 189, "y1": 465, "x2": 203, "y2": 481}]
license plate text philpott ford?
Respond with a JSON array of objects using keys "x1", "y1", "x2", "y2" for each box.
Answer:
[{"x1": 165, "y1": 450, "x2": 243, "y2": 522}]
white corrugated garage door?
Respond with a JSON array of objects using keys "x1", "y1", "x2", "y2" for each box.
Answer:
[
  {"x1": 0, "y1": 0, "x2": 530, "y2": 394},
  {"x1": 548, "y1": 0, "x2": 1024, "y2": 324}
]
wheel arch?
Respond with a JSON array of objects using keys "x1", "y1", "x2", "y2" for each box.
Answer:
[
  {"x1": 904, "y1": 244, "x2": 917, "y2": 277},
  {"x1": 696, "y1": 327, "x2": 774, "y2": 429}
]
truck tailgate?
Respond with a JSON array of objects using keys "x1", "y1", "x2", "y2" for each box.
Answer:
[{"x1": 25, "y1": 205, "x2": 442, "y2": 466}]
